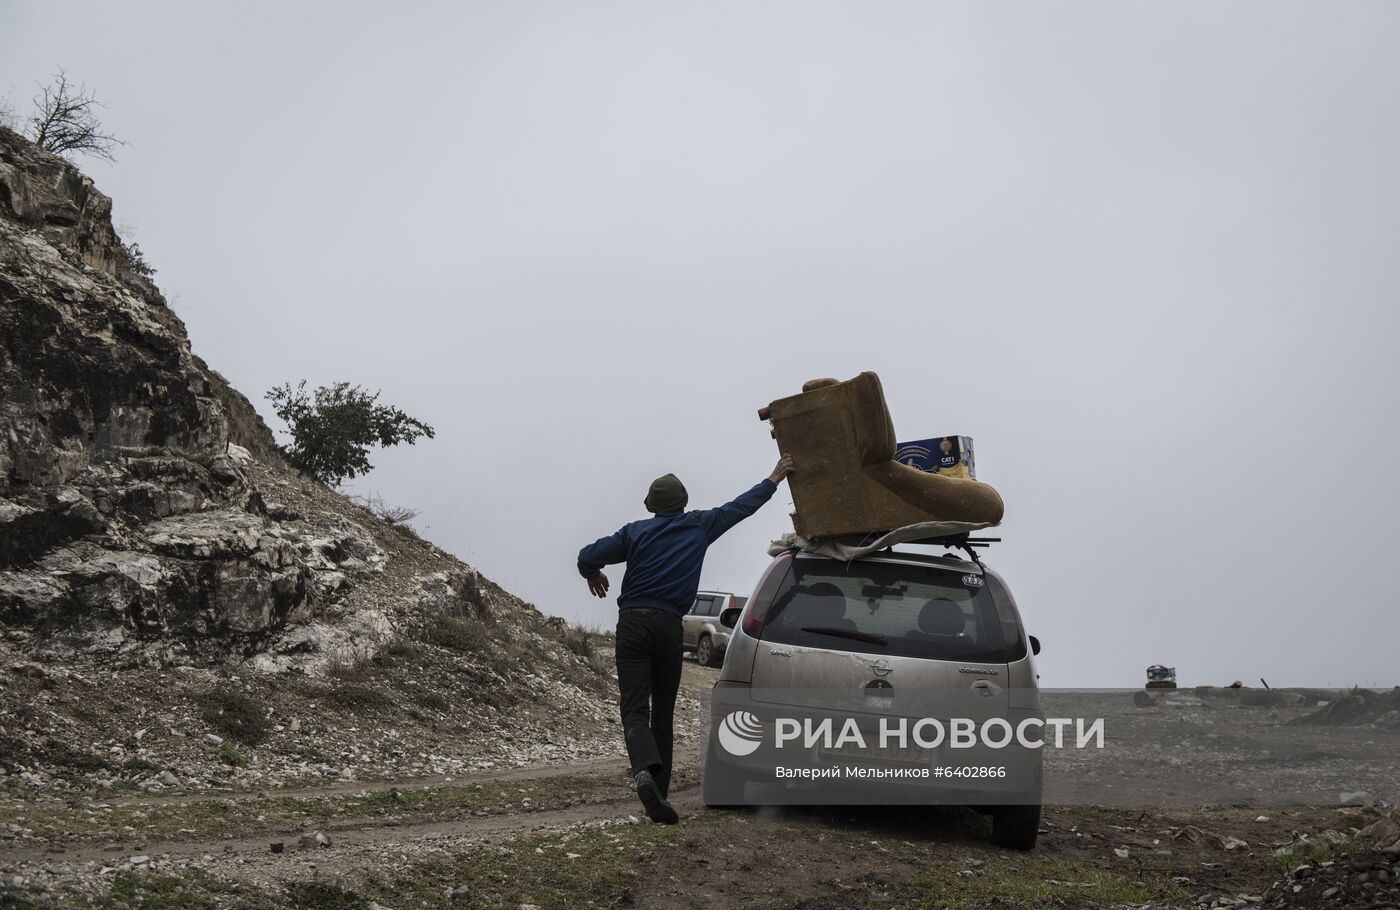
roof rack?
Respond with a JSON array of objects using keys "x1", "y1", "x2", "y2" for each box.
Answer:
[
  {"x1": 896, "y1": 533, "x2": 1001, "y2": 566},
  {"x1": 770, "y1": 524, "x2": 999, "y2": 565}
]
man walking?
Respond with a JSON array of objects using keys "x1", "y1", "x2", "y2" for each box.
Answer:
[{"x1": 578, "y1": 455, "x2": 794, "y2": 823}]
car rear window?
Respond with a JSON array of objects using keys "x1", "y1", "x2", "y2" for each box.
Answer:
[{"x1": 760, "y1": 557, "x2": 1011, "y2": 663}]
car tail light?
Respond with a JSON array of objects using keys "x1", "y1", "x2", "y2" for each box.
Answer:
[
  {"x1": 741, "y1": 607, "x2": 764, "y2": 638},
  {"x1": 739, "y1": 553, "x2": 792, "y2": 640}
]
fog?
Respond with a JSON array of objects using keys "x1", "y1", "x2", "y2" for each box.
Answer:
[{"x1": 4, "y1": 1, "x2": 1397, "y2": 687}]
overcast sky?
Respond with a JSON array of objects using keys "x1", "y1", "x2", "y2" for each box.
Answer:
[{"x1": 4, "y1": 2, "x2": 1397, "y2": 688}]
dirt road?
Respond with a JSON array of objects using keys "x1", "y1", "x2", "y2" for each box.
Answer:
[{"x1": 1, "y1": 663, "x2": 1395, "y2": 909}]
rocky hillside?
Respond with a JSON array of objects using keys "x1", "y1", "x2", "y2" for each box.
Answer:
[{"x1": 0, "y1": 127, "x2": 621, "y2": 794}]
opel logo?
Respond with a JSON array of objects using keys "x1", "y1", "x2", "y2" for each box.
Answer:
[{"x1": 870, "y1": 658, "x2": 893, "y2": 677}]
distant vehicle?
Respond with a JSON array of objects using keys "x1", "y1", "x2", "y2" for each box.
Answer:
[
  {"x1": 1146, "y1": 665, "x2": 1177, "y2": 689},
  {"x1": 703, "y1": 543, "x2": 1044, "y2": 850},
  {"x1": 683, "y1": 591, "x2": 747, "y2": 667}
]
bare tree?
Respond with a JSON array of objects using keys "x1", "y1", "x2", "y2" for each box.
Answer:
[
  {"x1": 350, "y1": 490, "x2": 420, "y2": 527},
  {"x1": 28, "y1": 69, "x2": 123, "y2": 161}
]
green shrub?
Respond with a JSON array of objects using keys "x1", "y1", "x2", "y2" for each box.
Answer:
[
  {"x1": 412, "y1": 689, "x2": 450, "y2": 711},
  {"x1": 563, "y1": 627, "x2": 595, "y2": 658},
  {"x1": 326, "y1": 650, "x2": 373, "y2": 682},
  {"x1": 197, "y1": 687, "x2": 273, "y2": 746},
  {"x1": 421, "y1": 616, "x2": 488, "y2": 653},
  {"x1": 216, "y1": 742, "x2": 247, "y2": 767},
  {"x1": 324, "y1": 683, "x2": 390, "y2": 711},
  {"x1": 383, "y1": 638, "x2": 421, "y2": 660},
  {"x1": 44, "y1": 741, "x2": 112, "y2": 773},
  {"x1": 285, "y1": 881, "x2": 371, "y2": 910},
  {"x1": 266, "y1": 381, "x2": 434, "y2": 486}
]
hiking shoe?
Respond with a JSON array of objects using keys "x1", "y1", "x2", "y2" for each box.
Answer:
[{"x1": 634, "y1": 769, "x2": 679, "y2": 824}]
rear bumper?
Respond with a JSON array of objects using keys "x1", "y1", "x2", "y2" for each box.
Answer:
[
  {"x1": 704, "y1": 739, "x2": 1042, "y2": 805},
  {"x1": 705, "y1": 685, "x2": 1044, "y2": 804}
]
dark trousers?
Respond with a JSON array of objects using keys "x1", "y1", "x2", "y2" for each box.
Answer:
[{"x1": 615, "y1": 607, "x2": 683, "y2": 788}]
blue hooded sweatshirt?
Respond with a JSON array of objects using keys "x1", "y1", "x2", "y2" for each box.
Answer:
[{"x1": 577, "y1": 479, "x2": 777, "y2": 615}]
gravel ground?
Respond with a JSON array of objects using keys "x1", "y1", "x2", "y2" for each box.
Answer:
[{"x1": 3, "y1": 663, "x2": 1399, "y2": 910}]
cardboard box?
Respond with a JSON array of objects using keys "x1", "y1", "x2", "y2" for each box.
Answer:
[{"x1": 894, "y1": 436, "x2": 977, "y2": 480}]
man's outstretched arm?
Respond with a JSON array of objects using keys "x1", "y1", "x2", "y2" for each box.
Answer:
[
  {"x1": 699, "y1": 454, "x2": 794, "y2": 542},
  {"x1": 578, "y1": 527, "x2": 628, "y2": 598}
]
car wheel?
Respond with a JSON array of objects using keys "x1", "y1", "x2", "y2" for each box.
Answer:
[
  {"x1": 990, "y1": 802, "x2": 1041, "y2": 850},
  {"x1": 702, "y1": 748, "x2": 749, "y2": 809},
  {"x1": 696, "y1": 635, "x2": 717, "y2": 667}
]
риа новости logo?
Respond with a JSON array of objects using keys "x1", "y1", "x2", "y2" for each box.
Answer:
[{"x1": 717, "y1": 710, "x2": 764, "y2": 756}]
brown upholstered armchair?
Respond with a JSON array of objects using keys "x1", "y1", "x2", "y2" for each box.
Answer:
[{"x1": 760, "y1": 372, "x2": 1004, "y2": 539}]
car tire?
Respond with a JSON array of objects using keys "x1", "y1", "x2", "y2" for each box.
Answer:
[
  {"x1": 990, "y1": 802, "x2": 1041, "y2": 850},
  {"x1": 696, "y1": 634, "x2": 718, "y2": 668},
  {"x1": 701, "y1": 749, "x2": 749, "y2": 809}
]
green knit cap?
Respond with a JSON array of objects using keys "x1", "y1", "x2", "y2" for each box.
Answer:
[{"x1": 644, "y1": 473, "x2": 689, "y2": 514}]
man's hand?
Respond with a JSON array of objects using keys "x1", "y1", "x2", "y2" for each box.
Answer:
[
  {"x1": 768, "y1": 453, "x2": 795, "y2": 484},
  {"x1": 587, "y1": 573, "x2": 610, "y2": 598}
]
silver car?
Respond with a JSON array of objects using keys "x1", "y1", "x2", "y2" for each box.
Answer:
[
  {"x1": 682, "y1": 590, "x2": 745, "y2": 667},
  {"x1": 703, "y1": 545, "x2": 1044, "y2": 849}
]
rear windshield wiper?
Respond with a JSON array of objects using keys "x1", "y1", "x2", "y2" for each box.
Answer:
[{"x1": 800, "y1": 626, "x2": 888, "y2": 646}]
